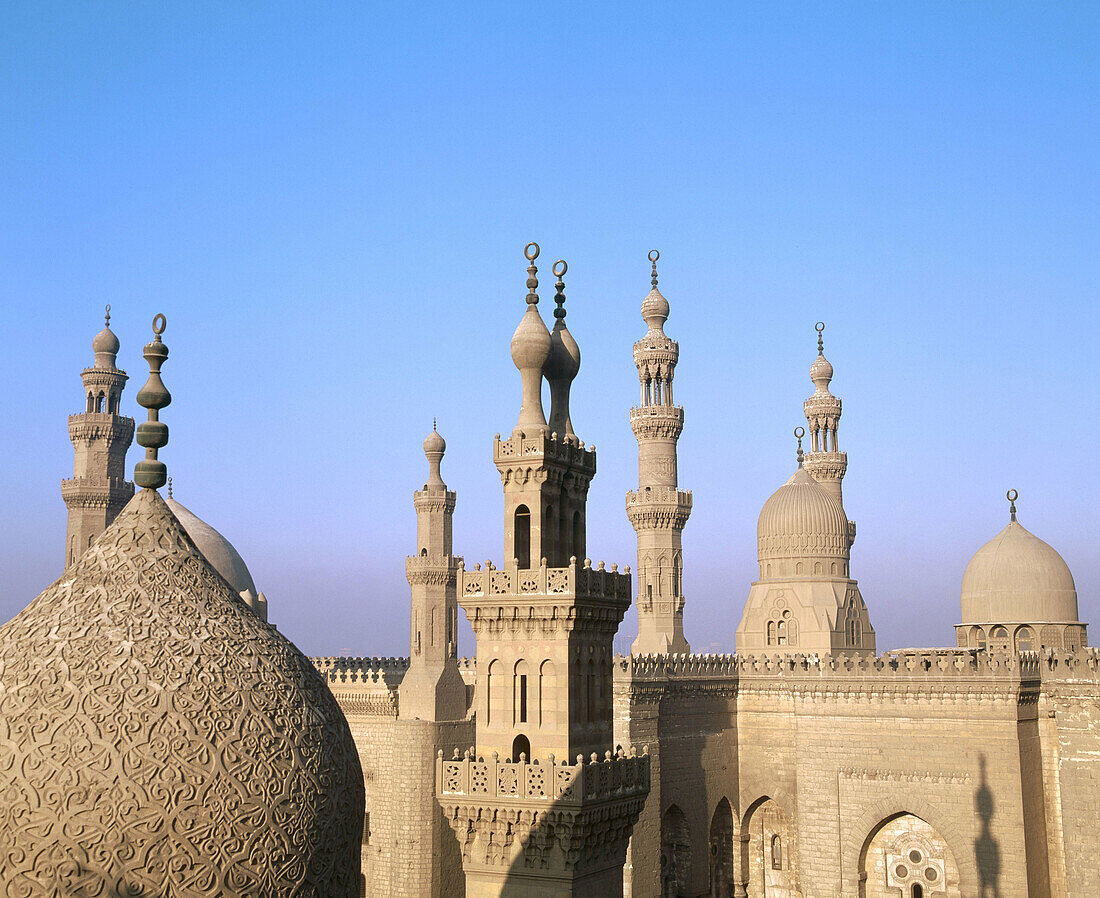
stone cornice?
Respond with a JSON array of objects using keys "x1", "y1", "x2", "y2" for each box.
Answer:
[
  {"x1": 405, "y1": 553, "x2": 460, "y2": 587},
  {"x1": 629, "y1": 406, "x2": 684, "y2": 441},
  {"x1": 60, "y1": 478, "x2": 135, "y2": 509},
  {"x1": 625, "y1": 488, "x2": 692, "y2": 530},
  {"x1": 79, "y1": 367, "x2": 128, "y2": 387},
  {"x1": 68, "y1": 415, "x2": 135, "y2": 443}
]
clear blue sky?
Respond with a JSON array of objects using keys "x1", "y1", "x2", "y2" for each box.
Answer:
[{"x1": 2, "y1": 2, "x2": 1097, "y2": 657}]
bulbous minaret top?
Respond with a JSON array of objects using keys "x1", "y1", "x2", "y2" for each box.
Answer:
[
  {"x1": 92, "y1": 304, "x2": 121, "y2": 368},
  {"x1": 510, "y1": 243, "x2": 552, "y2": 438},
  {"x1": 544, "y1": 259, "x2": 580, "y2": 441},
  {"x1": 641, "y1": 252, "x2": 671, "y2": 332},
  {"x1": 423, "y1": 419, "x2": 447, "y2": 489},
  {"x1": 134, "y1": 314, "x2": 171, "y2": 491}
]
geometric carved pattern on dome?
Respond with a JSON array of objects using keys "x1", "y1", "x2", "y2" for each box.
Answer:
[{"x1": 0, "y1": 489, "x2": 363, "y2": 898}]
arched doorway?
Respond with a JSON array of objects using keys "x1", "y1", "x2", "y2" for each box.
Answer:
[
  {"x1": 741, "y1": 798, "x2": 799, "y2": 897},
  {"x1": 858, "y1": 813, "x2": 960, "y2": 898},
  {"x1": 709, "y1": 798, "x2": 734, "y2": 897},
  {"x1": 511, "y1": 733, "x2": 530, "y2": 763},
  {"x1": 661, "y1": 804, "x2": 691, "y2": 898}
]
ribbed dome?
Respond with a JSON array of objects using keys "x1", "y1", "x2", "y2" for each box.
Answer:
[
  {"x1": 0, "y1": 489, "x2": 363, "y2": 895},
  {"x1": 810, "y1": 353, "x2": 833, "y2": 388},
  {"x1": 641, "y1": 287, "x2": 670, "y2": 331},
  {"x1": 166, "y1": 496, "x2": 258, "y2": 599},
  {"x1": 961, "y1": 520, "x2": 1078, "y2": 624},
  {"x1": 758, "y1": 466, "x2": 850, "y2": 561}
]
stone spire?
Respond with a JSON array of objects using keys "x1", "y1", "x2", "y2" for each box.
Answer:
[
  {"x1": 509, "y1": 243, "x2": 552, "y2": 439},
  {"x1": 61, "y1": 305, "x2": 135, "y2": 568},
  {"x1": 399, "y1": 423, "x2": 466, "y2": 721},
  {"x1": 802, "y1": 322, "x2": 849, "y2": 513},
  {"x1": 544, "y1": 260, "x2": 580, "y2": 442},
  {"x1": 628, "y1": 251, "x2": 692, "y2": 655}
]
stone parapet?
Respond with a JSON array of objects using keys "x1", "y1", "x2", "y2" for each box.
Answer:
[
  {"x1": 458, "y1": 557, "x2": 631, "y2": 637},
  {"x1": 405, "y1": 553, "x2": 461, "y2": 586},
  {"x1": 625, "y1": 487, "x2": 692, "y2": 529},
  {"x1": 629, "y1": 404, "x2": 684, "y2": 440},
  {"x1": 68, "y1": 414, "x2": 135, "y2": 442},
  {"x1": 60, "y1": 476, "x2": 135, "y2": 508},
  {"x1": 493, "y1": 431, "x2": 596, "y2": 474},
  {"x1": 438, "y1": 747, "x2": 650, "y2": 895},
  {"x1": 313, "y1": 655, "x2": 410, "y2": 685}
]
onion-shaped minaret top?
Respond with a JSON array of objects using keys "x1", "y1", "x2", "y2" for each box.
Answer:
[
  {"x1": 91, "y1": 304, "x2": 121, "y2": 367},
  {"x1": 423, "y1": 420, "x2": 447, "y2": 489},
  {"x1": 545, "y1": 259, "x2": 580, "y2": 440},
  {"x1": 640, "y1": 250, "x2": 671, "y2": 332},
  {"x1": 809, "y1": 321, "x2": 835, "y2": 390},
  {"x1": 510, "y1": 243, "x2": 552, "y2": 438},
  {"x1": 134, "y1": 314, "x2": 170, "y2": 490}
]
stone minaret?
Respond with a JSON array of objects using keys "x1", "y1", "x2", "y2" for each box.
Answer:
[
  {"x1": 439, "y1": 245, "x2": 648, "y2": 898},
  {"x1": 803, "y1": 323, "x2": 848, "y2": 507},
  {"x1": 398, "y1": 423, "x2": 466, "y2": 721},
  {"x1": 628, "y1": 251, "x2": 692, "y2": 655},
  {"x1": 61, "y1": 306, "x2": 135, "y2": 568}
]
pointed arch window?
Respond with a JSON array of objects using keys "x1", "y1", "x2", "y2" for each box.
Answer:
[{"x1": 514, "y1": 505, "x2": 531, "y2": 569}]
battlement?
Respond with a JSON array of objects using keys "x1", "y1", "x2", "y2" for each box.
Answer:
[
  {"x1": 438, "y1": 745, "x2": 649, "y2": 807},
  {"x1": 493, "y1": 431, "x2": 596, "y2": 472},
  {"x1": 312, "y1": 655, "x2": 410, "y2": 686},
  {"x1": 615, "y1": 648, "x2": 1048, "y2": 684}
]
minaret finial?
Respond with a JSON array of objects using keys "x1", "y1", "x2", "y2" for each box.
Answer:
[
  {"x1": 816, "y1": 321, "x2": 825, "y2": 354},
  {"x1": 104, "y1": 303, "x2": 111, "y2": 327},
  {"x1": 553, "y1": 260, "x2": 567, "y2": 320},
  {"x1": 433, "y1": 417, "x2": 437, "y2": 431},
  {"x1": 525, "y1": 242, "x2": 540, "y2": 305},
  {"x1": 167, "y1": 476, "x2": 173, "y2": 499},
  {"x1": 649, "y1": 250, "x2": 659, "y2": 288},
  {"x1": 795, "y1": 427, "x2": 805, "y2": 467},
  {"x1": 134, "y1": 314, "x2": 171, "y2": 490},
  {"x1": 1007, "y1": 488, "x2": 1018, "y2": 522}
]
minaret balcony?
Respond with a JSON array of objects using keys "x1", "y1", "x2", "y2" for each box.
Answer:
[
  {"x1": 458, "y1": 557, "x2": 631, "y2": 637},
  {"x1": 405, "y1": 553, "x2": 461, "y2": 586},
  {"x1": 625, "y1": 488, "x2": 693, "y2": 529},
  {"x1": 60, "y1": 477, "x2": 135, "y2": 507},
  {"x1": 68, "y1": 414, "x2": 135, "y2": 441},
  {"x1": 494, "y1": 432, "x2": 596, "y2": 476},
  {"x1": 803, "y1": 394, "x2": 842, "y2": 416},
  {"x1": 632, "y1": 335, "x2": 678, "y2": 357}
]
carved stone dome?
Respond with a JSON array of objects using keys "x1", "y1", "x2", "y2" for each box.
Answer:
[
  {"x1": 961, "y1": 520, "x2": 1078, "y2": 624},
  {"x1": 809, "y1": 353, "x2": 834, "y2": 388},
  {"x1": 0, "y1": 488, "x2": 363, "y2": 896},
  {"x1": 166, "y1": 495, "x2": 258, "y2": 599},
  {"x1": 758, "y1": 466, "x2": 850, "y2": 562}
]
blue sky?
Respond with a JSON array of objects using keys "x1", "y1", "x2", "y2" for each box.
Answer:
[{"x1": 2, "y1": 2, "x2": 1097, "y2": 657}]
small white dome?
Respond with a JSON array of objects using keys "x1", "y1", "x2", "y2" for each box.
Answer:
[
  {"x1": 166, "y1": 497, "x2": 258, "y2": 599},
  {"x1": 961, "y1": 520, "x2": 1078, "y2": 624},
  {"x1": 758, "y1": 466, "x2": 850, "y2": 562}
]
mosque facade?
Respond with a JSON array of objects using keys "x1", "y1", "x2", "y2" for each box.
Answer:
[{"x1": 18, "y1": 248, "x2": 1100, "y2": 897}]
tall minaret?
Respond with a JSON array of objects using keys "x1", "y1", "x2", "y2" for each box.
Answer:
[
  {"x1": 398, "y1": 423, "x2": 466, "y2": 721},
  {"x1": 440, "y1": 245, "x2": 645, "y2": 898},
  {"x1": 628, "y1": 251, "x2": 692, "y2": 655},
  {"x1": 803, "y1": 322, "x2": 848, "y2": 508},
  {"x1": 61, "y1": 306, "x2": 135, "y2": 567}
]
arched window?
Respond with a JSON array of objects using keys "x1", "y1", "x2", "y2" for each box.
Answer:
[
  {"x1": 776, "y1": 619, "x2": 787, "y2": 646},
  {"x1": 88, "y1": 534, "x2": 94, "y2": 549},
  {"x1": 420, "y1": 547, "x2": 427, "y2": 556},
  {"x1": 430, "y1": 608, "x2": 436, "y2": 647},
  {"x1": 992, "y1": 625, "x2": 1008, "y2": 641},
  {"x1": 586, "y1": 659, "x2": 596, "y2": 722},
  {"x1": 672, "y1": 558, "x2": 680, "y2": 597},
  {"x1": 795, "y1": 562, "x2": 803, "y2": 575},
  {"x1": 572, "y1": 511, "x2": 583, "y2": 562},
  {"x1": 771, "y1": 834, "x2": 782, "y2": 869},
  {"x1": 814, "y1": 562, "x2": 822, "y2": 575},
  {"x1": 514, "y1": 505, "x2": 531, "y2": 568},
  {"x1": 486, "y1": 659, "x2": 501, "y2": 725},
  {"x1": 538, "y1": 660, "x2": 555, "y2": 727},
  {"x1": 767, "y1": 621, "x2": 776, "y2": 646},
  {"x1": 95, "y1": 392, "x2": 104, "y2": 413},
  {"x1": 912, "y1": 885, "x2": 923, "y2": 898},
  {"x1": 831, "y1": 562, "x2": 837, "y2": 575},
  {"x1": 86, "y1": 393, "x2": 95, "y2": 412},
  {"x1": 514, "y1": 660, "x2": 529, "y2": 724},
  {"x1": 415, "y1": 610, "x2": 421, "y2": 655},
  {"x1": 511, "y1": 733, "x2": 530, "y2": 763},
  {"x1": 1016, "y1": 626, "x2": 1034, "y2": 653}
]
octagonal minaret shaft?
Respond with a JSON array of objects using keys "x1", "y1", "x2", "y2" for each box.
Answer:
[
  {"x1": 803, "y1": 322, "x2": 849, "y2": 510},
  {"x1": 399, "y1": 423, "x2": 466, "y2": 721},
  {"x1": 61, "y1": 306, "x2": 135, "y2": 568},
  {"x1": 628, "y1": 252, "x2": 692, "y2": 655}
]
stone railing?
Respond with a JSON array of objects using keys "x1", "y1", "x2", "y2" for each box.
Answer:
[
  {"x1": 625, "y1": 486, "x2": 692, "y2": 508},
  {"x1": 459, "y1": 557, "x2": 631, "y2": 602},
  {"x1": 493, "y1": 431, "x2": 596, "y2": 466},
  {"x1": 311, "y1": 656, "x2": 410, "y2": 685},
  {"x1": 628, "y1": 404, "x2": 683, "y2": 420},
  {"x1": 438, "y1": 745, "x2": 649, "y2": 807}
]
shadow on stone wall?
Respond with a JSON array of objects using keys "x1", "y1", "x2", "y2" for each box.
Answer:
[{"x1": 974, "y1": 754, "x2": 1001, "y2": 898}]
